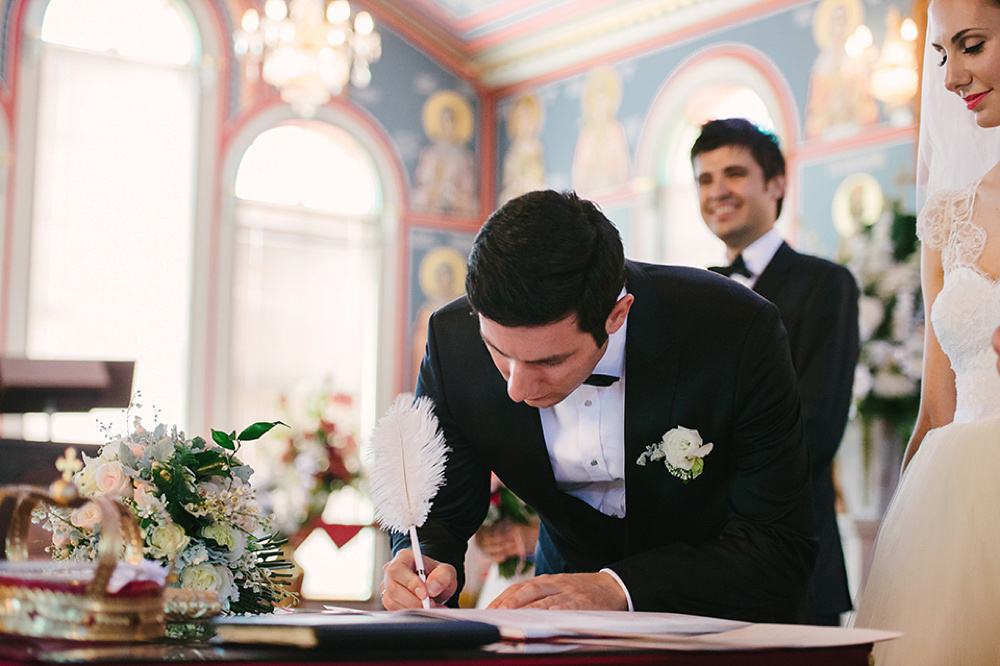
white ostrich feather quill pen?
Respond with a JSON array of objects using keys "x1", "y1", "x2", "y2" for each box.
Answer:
[{"x1": 367, "y1": 393, "x2": 449, "y2": 609}]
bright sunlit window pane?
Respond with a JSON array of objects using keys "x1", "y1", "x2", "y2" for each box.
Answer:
[
  {"x1": 711, "y1": 88, "x2": 775, "y2": 133},
  {"x1": 25, "y1": 0, "x2": 199, "y2": 441},
  {"x1": 41, "y1": 0, "x2": 198, "y2": 65},
  {"x1": 235, "y1": 125, "x2": 379, "y2": 215}
]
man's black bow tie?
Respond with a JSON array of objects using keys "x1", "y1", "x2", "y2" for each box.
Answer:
[
  {"x1": 583, "y1": 373, "x2": 619, "y2": 387},
  {"x1": 709, "y1": 254, "x2": 753, "y2": 279}
]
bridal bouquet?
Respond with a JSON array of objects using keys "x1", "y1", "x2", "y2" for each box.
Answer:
[
  {"x1": 479, "y1": 478, "x2": 537, "y2": 578},
  {"x1": 33, "y1": 413, "x2": 293, "y2": 614}
]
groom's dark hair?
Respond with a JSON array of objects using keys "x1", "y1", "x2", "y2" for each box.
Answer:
[
  {"x1": 691, "y1": 117, "x2": 787, "y2": 217},
  {"x1": 465, "y1": 189, "x2": 625, "y2": 347}
]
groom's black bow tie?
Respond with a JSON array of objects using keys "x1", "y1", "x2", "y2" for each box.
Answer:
[
  {"x1": 583, "y1": 373, "x2": 619, "y2": 387},
  {"x1": 709, "y1": 254, "x2": 753, "y2": 279}
]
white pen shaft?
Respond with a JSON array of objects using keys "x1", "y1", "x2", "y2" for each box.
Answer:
[{"x1": 409, "y1": 524, "x2": 431, "y2": 609}]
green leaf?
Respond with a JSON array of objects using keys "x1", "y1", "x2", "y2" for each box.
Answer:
[
  {"x1": 497, "y1": 555, "x2": 531, "y2": 578},
  {"x1": 496, "y1": 487, "x2": 536, "y2": 524},
  {"x1": 237, "y1": 421, "x2": 288, "y2": 442},
  {"x1": 211, "y1": 429, "x2": 235, "y2": 450},
  {"x1": 690, "y1": 458, "x2": 704, "y2": 478},
  {"x1": 497, "y1": 556, "x2": 518, "y2": 578},
  {"x1": 191, "y1": 450, "x2": 230, "y2": 477}
]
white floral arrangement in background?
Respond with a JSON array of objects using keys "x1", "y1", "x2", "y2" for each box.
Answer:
[
  {"x1": 841, "y1": 201, "x2": 923, "y2": 436},
  {"x1": 33, "y1": 408, "x2": 292, "y2": 614},
  {"x1": 636, "y1": 426, "x2": 713, "y2": 483}
]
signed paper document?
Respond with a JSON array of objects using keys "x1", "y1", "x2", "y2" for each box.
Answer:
[
  {"x1": 409, "y1": 609, "x2": 901, "y2": 651},
  {"x1": 409, "y1": 608, "x2": 748, "y2": 641}
]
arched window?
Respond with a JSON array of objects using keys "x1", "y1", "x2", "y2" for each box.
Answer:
[
  {"x1": 230, "y1": 123, "x2": 381, "y2": 431},
  {"x1": 231, "y1": 122, "x2": 383, "y2": 600},
  {"x1": 22, "y1": 0, "x2": 200, "y2": 441}
]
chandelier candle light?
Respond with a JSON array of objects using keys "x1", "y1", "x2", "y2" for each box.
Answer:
[
  {"x1": 234, "y1": 0, "x2": 382, "y2": 117},
  {"x1": 366, "y1": 393, "x2": 448, "y2": 610}
]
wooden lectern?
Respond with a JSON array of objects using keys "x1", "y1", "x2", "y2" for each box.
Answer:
[
  {"x1": 0, "y1": 357, "x2": 135, "y2": 557},
  {"x1": 0, "y1": 357, "x2": 134, "y2": 415}
]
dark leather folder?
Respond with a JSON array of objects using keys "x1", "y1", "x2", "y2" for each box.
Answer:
[{"x1": 211, "y1": 611, "x2": 501, "y2": 649}]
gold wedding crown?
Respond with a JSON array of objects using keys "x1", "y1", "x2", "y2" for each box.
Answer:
[{"x1": 0, "y1": 448, "x2": 166, "y2": 641}]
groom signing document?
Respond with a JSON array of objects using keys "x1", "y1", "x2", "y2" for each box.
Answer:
[{"x1": 381, "y1": 190, "x2": 816, "y2": 622}]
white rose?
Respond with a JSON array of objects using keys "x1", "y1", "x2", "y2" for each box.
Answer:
[
  {"x1": 637, "y1": 426, "x2": 714, "y2": 483},
  {"x1": 75, "y1": 462, "x2": 98, "y2": 495},
  {"x1": 179, "y1": 562, "x2": 224, "y2": 591},
  {"x1": 148, "y1": 521, "x2": 190, "y2": 560},
  {"x1": 179, "y1": 562, "x2": 237, "y2": 606},
  {"x1": 94, "y1": 461, "x2": 132, "y2": 497},
  {"x1": 202, "y1": 523, "x2": 247, "y2": 560},
  {"x1": 661, "y1": 426, "x2": 713, "y2": 471},
  {"x1": 97, "y1": 442, "x2": 119, "y2": 462},
  {"x1": 70, "y1": 502, "x2": 102, "y2": 530}
]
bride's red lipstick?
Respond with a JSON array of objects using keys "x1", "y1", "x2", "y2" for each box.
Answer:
[{"x1": 966, "y1": 91, "x2": 989, "y2": 110}]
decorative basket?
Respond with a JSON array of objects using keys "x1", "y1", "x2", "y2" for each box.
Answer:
[{"x1": 0, "y1": 477, "x2": 166, "y2": 641}]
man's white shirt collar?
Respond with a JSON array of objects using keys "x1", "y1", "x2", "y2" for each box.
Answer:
[
  {"x1": 593, "y1": 312, "x2": 627, "y2": 379},
  {"x1": 737, "y1": 228, "x2": 783, "y2": 282}
]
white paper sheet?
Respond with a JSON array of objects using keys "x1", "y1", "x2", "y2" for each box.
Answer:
[{"x1": 408, "y1": 608, "x2": 902, "y2": 651}]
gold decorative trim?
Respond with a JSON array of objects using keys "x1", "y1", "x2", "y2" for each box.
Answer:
[
  {"x1": 165, "y1": 588, "x2": 223, "y2": 622},
  {"x1": 0, "y1": 583, "x2": 165, "y2": 641}
]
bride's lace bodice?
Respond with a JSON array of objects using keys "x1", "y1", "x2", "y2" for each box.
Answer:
[{"x1": 919, "y1": 182, "x2": 1000, "y2": 422}]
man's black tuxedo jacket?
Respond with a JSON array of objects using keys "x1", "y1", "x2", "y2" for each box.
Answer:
[
  {"x1": 752, "y1": 242, "x2": 859, "y2": 618},
  {"x1": 397, "y1": 261, "x2": 817, "y2": 622}
]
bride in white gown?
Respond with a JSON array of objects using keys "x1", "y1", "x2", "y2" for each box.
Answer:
[{"x1": 853, "y1": 0, "x2": 1000, "y2": 662}]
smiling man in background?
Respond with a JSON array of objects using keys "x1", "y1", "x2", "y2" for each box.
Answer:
[{"x1": 692, "y1": 118, "x2": 859, "y2": 626}]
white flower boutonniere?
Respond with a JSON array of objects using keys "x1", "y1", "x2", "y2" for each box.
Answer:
[{"x1": 636, "y1": 426, "x2": 714, "y2": 484}]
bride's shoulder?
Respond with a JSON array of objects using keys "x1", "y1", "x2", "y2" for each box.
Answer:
[{"x1": 917, "y1": 181, "x2": 979, "y2": 251}]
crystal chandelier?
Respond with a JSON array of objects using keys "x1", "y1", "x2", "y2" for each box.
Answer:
[
  {"x1": 234, "y1": 0, "x2": 381, "y2": 117},
  {"x1": 870, "y1": 7, "x2": 919, "y2": 122}
]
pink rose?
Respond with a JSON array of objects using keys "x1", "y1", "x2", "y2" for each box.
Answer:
[{"x1": 94, "y1": 461, "x2": 132, "y2": 497}]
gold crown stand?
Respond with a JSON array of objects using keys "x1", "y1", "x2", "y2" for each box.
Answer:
[{"x1": 0, "y1": 481, "x2": 166, "y2": 641}]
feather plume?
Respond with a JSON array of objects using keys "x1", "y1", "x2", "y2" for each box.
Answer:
[
  {"x1": 367, "y1": 392, "x2": 449, "y2": 534},
  {"x1": 367, "y1": 393, "x2": 449, "y2": 608}
]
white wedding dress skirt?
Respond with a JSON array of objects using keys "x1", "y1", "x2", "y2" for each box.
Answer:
[
  {"x1": 854, "y1": 187, "x2": 1000, "y2": 664},
  {"x1": 855, "y1": 416, "x2": 1000, "y2": 665}
]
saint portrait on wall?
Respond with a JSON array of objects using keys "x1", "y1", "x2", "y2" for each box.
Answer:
[
  {"x1": 412, "y1": 90, "x2": 478, "y2": 216},
  {"x1": 832, "y1": 172, "x2": 884, "y2": 254},
  {"x1": 805, "y1": 0, "x2": 878, "y2": 139},
  {"x1": 498, "y1": 94, "x2": 546, "y2": 205},
  {"x1": 408, "y1": 230, "x2": 472, "y2": 388},
  {"x1": 572, "y1": 65, "x2": 630, "y2": 197}
]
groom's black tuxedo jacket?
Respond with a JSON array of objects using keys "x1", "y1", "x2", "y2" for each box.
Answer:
[
  {"x1": 398, "y1": 261, "x2": 817, "y2": 622},
  {"x1": 752, "y1": 242, "x2": 859, "y2": 618}
]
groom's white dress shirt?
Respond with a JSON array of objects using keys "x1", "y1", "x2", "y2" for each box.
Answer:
[{"x1": 538, "y1": 292, "x2": 632, "y2": 608}]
